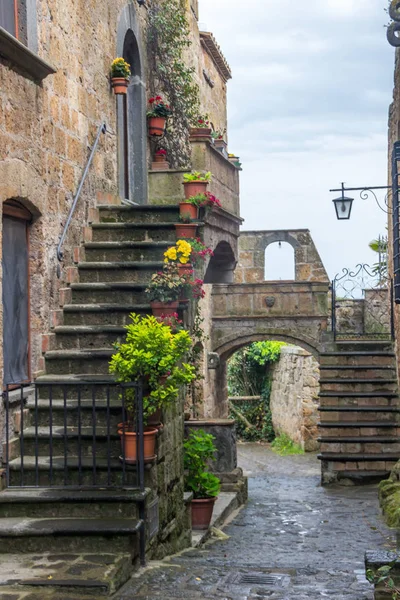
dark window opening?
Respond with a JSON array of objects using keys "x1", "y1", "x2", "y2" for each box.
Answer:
[{"x1": 2, "y1": 200, "x2": 32, "y2": 386}]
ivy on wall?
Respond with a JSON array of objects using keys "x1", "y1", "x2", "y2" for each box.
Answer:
[{"x1": 148, "y1": 0, "x2": 200, "y2": 168}]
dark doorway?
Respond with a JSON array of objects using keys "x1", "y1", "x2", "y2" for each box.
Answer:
[{"x1": 2, "y1": 201, "x2": 31, "y2": 385}]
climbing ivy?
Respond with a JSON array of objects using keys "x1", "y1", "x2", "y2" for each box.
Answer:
[{"x1": 148, "y1": 0, "x2": 200, "y2": 168}]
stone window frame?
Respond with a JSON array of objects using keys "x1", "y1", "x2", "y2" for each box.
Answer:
[{"x1": 0, "y1": 0, "x2": 55, "y2": 82}]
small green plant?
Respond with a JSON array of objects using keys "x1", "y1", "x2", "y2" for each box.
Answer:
[
  {"x1": 145, "y1": 263, "x2": 185, "y2": 303},
  {"x1": 184, "y1": 429, "x2": 221, "y2": 499},
  {"x1": 211, "y1": 129, "x2": 226, "y2": 140},
  {"x1": 271, "y1": 434, "x2": 304, "y2": 456},
  {"x1": 182, "y1": 193, "x2": 207, "y2": 207},
  {"x1": 183, "y1": 171, "x2": 212, "y2": 183},
  {"x1": 179, "y1": 213, "x2": 193, "y2": 224},
  {"x1": 110, "y1": 313, "x2": 196, "y2": 426},
  {"x1": 366, "y1": 562, "x2": 400, "y2": 599},
  {"x1": 111, "y1": 58, "x2": 131, "y2": 79}
]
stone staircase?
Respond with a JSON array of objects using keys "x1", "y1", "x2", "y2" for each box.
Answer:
[
  {"x1": 318, "y1": 341, "x2": 400, "y2": 484},
  {"x1": 0, "y1": 203, "x2": 184, "y2": 597}
]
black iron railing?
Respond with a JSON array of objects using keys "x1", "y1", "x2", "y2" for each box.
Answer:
[{"x1": 3, "y1": 380, "x2": 145, "y2": 490}]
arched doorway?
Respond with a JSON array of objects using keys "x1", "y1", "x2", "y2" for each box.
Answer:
[
  {"x1": 117, "y1": 5, "x2": 147, "y2": 204},
  {"x1": 2, "y1": 200, "x2": 32, "y2": 385},
  {"x1": 204, "y1": 241, "x2": 236, "y2": 283}
]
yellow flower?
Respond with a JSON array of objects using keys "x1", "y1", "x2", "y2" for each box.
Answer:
[
  {"x1": 164, "y1": 247, "x2": 177, "y2": 262},
  {"x1": 179, "y1": 257, "x2": 189, "y2": 264}
]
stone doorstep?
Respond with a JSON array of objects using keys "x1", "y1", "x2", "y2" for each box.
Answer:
[
  {"x1": 191, "y1": 491, "x2": 240, "y2": 548},
  {"x1": 0, "y1": 552, "x2": 133, "y2": 597}
]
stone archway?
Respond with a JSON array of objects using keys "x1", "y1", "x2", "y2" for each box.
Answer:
[
  {"x1": 117, "y1": 4, "x2": 147, "y2": 204},
  {"x1": 204, "y1": 240, "x2": 236, "y2": 284}
]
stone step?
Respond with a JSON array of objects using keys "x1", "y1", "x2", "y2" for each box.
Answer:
[
  {"x1": 77, "y1": 261, "x2": 164, "y2": 284},
  {"x1": 318, "y1": 452, "x2": 400, "y2": 462},
  {"x1": 25, "y1": 397, "x2": 125, "y2": 427},
  {"x1": 91, "y1": 222, "x2": 176, "y2": 243},
  {"x1": 319, "y1": 395, "x2": 399, "y2": 408},
  {"x1": 318, "y1": 436, "x2": 399, "y2": 443},
  {"x1": 319, "y1": 422, "x2": 399, "y2": 437},
  {"x1": 98, "y1": 204, "x2": 179, "y2": 224},
  {"x1": 335, "y1": 340, "x2": 394, "y2": 351},
  {"x1": 53, "y1": 326, "x2": 127, "y2": 350},
  {"x1": 84, "y1": 240, "x2": 171, "y2": 262},
  {"x1": 320, "y1": 380, "x2": 397, "y2": 393},
  {"x1": 44, "y1": 349, "x2": 113, "y2": 376},
  {"x1": 70, "y1": 283, "x2": 149, "y2": 305},
  {"x1": 8, "y1": 456, "x2": 156, "y2": 488},
  {"x1": 318, "y1": 406, "x2": 399, "y2": 422},
  {"x1": 0, "y1": 517, "x2": 143, "y2": 554},
  {"x1": 319, "y1": 391, "x2": 398, "y2": 398},
  {"x1": 0, "y1": 552, "x2": 134, "y2": 598},
  {"x1": 319, "y1": 440, "x2": 400, "y2": 453},
  {"x1": 320, "y1": 352, "x2": 395, "y2": 367},
  {"x1": 0, "y1": 488, "x2": 148, "y2": 518},
  {"x1": 319, "y1": 366, "x2": 396, "y2": 380},
  {"x1": 35, "y1": 374, "x2": 118, "y2": 399},
  {"x1": 62, "y1": 304, "x2": 150, "y2": 327}
]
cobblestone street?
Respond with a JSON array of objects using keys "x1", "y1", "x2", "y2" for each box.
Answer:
[{"x1": 117, "y1": 443, "x2": 397, "y2": 600}]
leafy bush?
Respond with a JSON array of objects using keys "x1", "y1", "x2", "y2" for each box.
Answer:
[
  {"x1": 183, "y1": 171, "x2": 212, "y2": 183},
  {"x1": 271, "y1": 434, "x2": 304, "y2": 456},
  {"x1": 184, "y1": 429, "x2": 221, "y2": 499}
]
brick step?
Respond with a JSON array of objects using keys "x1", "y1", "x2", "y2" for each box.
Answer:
[
  {"x1": 8, "y1": 456, "x2": 156, "y2": 488},
  {"x1": 77, "y1": 261, "x2": 164, "y2": 284},
  {"x1": 320, "y1": 380, "x2": 397, "y2": 393},
  {"x1": 91, "y1": 222, "x2": 176, "y2": 243},
  {"x1": 25, "y1": 397, "x2": 126, "y2": 427},
  {"x1": 319, "y1": 441, "x2": 400, "y2": 453},
  {"x1": 0, "y1": 517, "x2": 143, "y2": 554},
  {"x1": 98, "y1": 204, "x2": 179, "y2": 224},
  {"x1": 0, "y1": 488, "x2": 148, "y2": 518},
  {"x1": 319, "y1": 423, "x2": 399, "y2": 437},
  {"x1": 320, "y1": 353, "x2": 395, "y2": 367},
  {"x1": 53, "y1": 326, "x2": 127, "y2": 350},
  {"x1": 319, "y1": 366, "x2": 396, "y2": 380},
  {"x1": 69, "y1": 283, "x2": 149, "y2": 305},
  {"x1": 62, "y1": 304, "x2": 151, "y2": 327},
  {"x1": 319, "y1": 396, "x2": 399, "y2": 408},
  {"x1": 44, "y1": 349, "x2": 114, "y2": 375},
  {"x1": 9, "y1": 425, "x2": 140, "y2": 458},
  {"x1": 83, "y1": 241, "x2": 171, "y2": 262}
]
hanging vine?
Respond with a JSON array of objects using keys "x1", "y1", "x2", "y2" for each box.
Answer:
[{"x1": 148, "y1": 0, "x2": 200, "y2": 168}]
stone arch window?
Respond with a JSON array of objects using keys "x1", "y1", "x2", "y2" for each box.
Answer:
[
  {"x1": 117, "y1": 5, "x2": 148, "y2": 204},
  {"x1": 2, "y1": 199, "x2": 33, "y2": 385},
  {"x1": 204, "y1": 241, "x2": 236, "y2": 284},
  {"x1": 0, "y1": 0, "x2": 38, "y2": 51},
  {"x1": 264, "y1": 241, "x2": 295, "y2": 281}
]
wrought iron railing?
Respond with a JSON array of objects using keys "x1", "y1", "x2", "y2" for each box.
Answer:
[
  {"x1": 331, "y1": 264, "x2": 393, "y2": 341},
  {"x1": 3, "y1": 380, "x2": 145, "y2": 490}
]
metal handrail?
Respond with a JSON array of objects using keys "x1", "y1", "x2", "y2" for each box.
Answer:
[{"x1": 57, "y1": 122, "x2": 107, "y2": 262}]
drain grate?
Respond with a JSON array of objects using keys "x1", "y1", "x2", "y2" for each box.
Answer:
[{"x1": 238, "y1": 574, "x2": 282, "y2": 585}]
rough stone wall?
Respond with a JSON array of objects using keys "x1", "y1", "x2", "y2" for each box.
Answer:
[
  {"x1": 270, "y1": 346, "x2": 320, "y2": 452},
  {"x1": 334, "y1": 291, "x2": 391, "y2": 337},
  {"x1": 234, "y1": 230, "x2": 329, "y2": 284}
]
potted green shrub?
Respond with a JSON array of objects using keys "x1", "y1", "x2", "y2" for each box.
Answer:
[
  {"x1": 110, "y1": 314, "x2": 196, "y2": 461},
  {"x1": 146, "y1": 263, "x2": 185, "y2": 316},
  {"x1": 110, "y1": 58, "x2": 131, "y2": 95},
  {"x1": 184, "y1": 429, "x2": 221, "y2": 530},
  {"x1": 183, "y1": 171, "x2": 212, "y2": 199},
  {"x1": 147, "y1": 95, "x2": 172, "y2": 136}
]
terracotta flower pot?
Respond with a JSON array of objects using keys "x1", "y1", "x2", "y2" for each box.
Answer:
[
  {"x1": 191, "y1": 497, "x2": 217, "y2": 530},
  {"x1": 183, "y1": 181, "x2": 209, "y2": 199},
  {"x1": 154, "y1": 154, "x2": 166, "y2": 163},
  {"x1": 111, "y1": 77, "x2": 129, "y2": 95},
  {"x1": 118, "y1": 427, "x2": 158, "y2": 462},
  {"x1": 179, "y1": 202, "x2": 199, "y2": 220},
  {"x1": 175, "y1": 223, "x2": 198, "y2": 239},
  {"x1": 148, "y1": 116, "x2": 166, "y2": 136},
  {"x1": 178, "y1": 263, "x2": 193, "y2": 277},
  {"x1": 189, "y1": 127, "x2": 212, "y2": 139},
  {"x1": 151, "y1": 300, "x2": 180, "y2": 318},
  {"x1": 147, "y1": 407, "x2": 163, "y2": 428}
]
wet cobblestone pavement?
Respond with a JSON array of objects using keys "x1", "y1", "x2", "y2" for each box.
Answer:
[{"x1": 116, "y1": 443, "x2": 397, "y2": 600}]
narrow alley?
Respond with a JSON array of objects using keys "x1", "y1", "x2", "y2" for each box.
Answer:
[{"x1": 117, "y1": 444, "x2": 396, "y2": 600}]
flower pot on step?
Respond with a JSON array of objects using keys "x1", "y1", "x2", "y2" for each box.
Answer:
[
  {"x1": 189, "y1": 127, "x2": 212, "y2": 139},
  {"x1": 150, "y1": 300, "x2": 180, "y2": 318},
  {"x1": 148, "y1": 116, "x2": 166, "y2": 137},
  {"x1": 175, "y1": 223, "x2": 198, "y2": 239},
  {"x1": 191, "y1": 497, "x2": 217, "y2": 530},
  {"x1": 118, "y1": 426, "x2": 158, "y2": 462},
  {"x1": 178, "y1": 263, "x2": 193, "y2": 277},
  {"x1": 183, "y1": 181, "x2": 209, "y2": 199},
  {"x1": 179, "y1": 202, "x2": 199, "y2": 220},
  {"x1": 111, "y1": 77, "x2": 129, "y2": 95}
]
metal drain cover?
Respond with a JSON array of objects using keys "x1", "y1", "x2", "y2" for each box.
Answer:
[{"x1": 224, "y1": 571, "x2": 290, "y2": 589}]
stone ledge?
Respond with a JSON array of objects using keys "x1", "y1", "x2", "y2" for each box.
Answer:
[{"x1": 0, "y1": 27, "x2": 55, "y2": 81}]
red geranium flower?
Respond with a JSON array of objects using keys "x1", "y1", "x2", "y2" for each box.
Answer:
[
  {"x1": 149, "y1": 98, "x2": 155, "y2": 104},
  {"x1": 155, "y1": 95, "x2": 162, "y2": 101}
]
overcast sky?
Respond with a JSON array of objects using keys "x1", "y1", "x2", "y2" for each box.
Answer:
[{"x1": 200, "y1": 0, "x2": 395, "y2": 280}]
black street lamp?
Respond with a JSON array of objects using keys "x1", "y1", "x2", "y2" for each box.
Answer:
[
  {"x1": 330, "y1": 183, "x2": 391, "y2": 220},
  {"x1": 332, "y1": 183, "x2": 353, "y2": 221}
]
